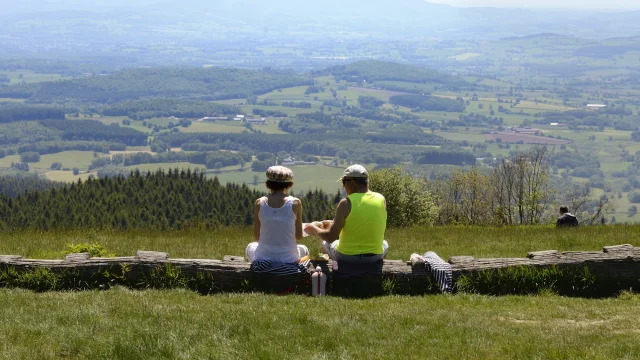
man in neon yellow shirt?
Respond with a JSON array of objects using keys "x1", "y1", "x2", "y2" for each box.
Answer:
[{"x1": 305, "y1": 164, "x2": 389, "y2": 263}]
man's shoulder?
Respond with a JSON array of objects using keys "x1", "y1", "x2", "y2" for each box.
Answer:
[{"x1": 367, "y1": 191, "x2": 385, "y2": 199}]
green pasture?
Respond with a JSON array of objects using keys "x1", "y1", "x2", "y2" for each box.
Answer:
[
  {"x1": 44, "y1": 170, "x2": 97, "y2": 183},
  {"x1": 462, "y1": 77, "x2": 511, "y2": 89},
  {"x1": 1, "y1": 225, "x2": 639, "y2": 262},
  {"x1": 450, "y1": 52, "x2": 484, "y2": 61},
  {"x1": 2, "y1": 70, "x2": 72, "y2": 84},
  {"x1": 214, "y1": 165, "x2": 344, "y2": 194},
  {"x1": 95, "y1": 116, "x2": 127, "y2": 125},
  {"x1": 370, "y1": 81, "x2": 436, "y2": 94},
  {"x1": 484, "y1": 143, "x2": 539, "y2": 157},
  {"x1": 126, "y1": 122, "x2": 153, "y2": 133},
  {"x1": 600, "y1": 161, "x2": 629, "y2": 174},
  {"x1": 260, "y1": 86, "x2": 335, "y2": 101},
  {"x1": 1, "y1": 288, "x2": 638, "y2": 359},
  {"x1": 182, "y1": 121, "x2": 247, "y2": 134},
  {"x1": 0, "y1": 151, "x2": 96, "y2": 172},
  {"x1": 314, "y1": 75, "x2": 338, "y2": 86},
  {"x1": 435, "y1": 130, "x2": 486, "y2": 143},
  {"x1": 67, "y1": 114, "x2": 133, "y2": 127},
  {"x1": 183, "y1": 120, "x2": 285, "y2": 134},
  {"x1": 413, "y1": 110, "x2": 460, "y2": 123},
  {"x1": 37, "y1": 162, "x2": 348, "y2": 192},
  {"x1": 0, "y1": 98, "x2": 26, "y2": 103},
  {"x1": 606, "y1": 195, "x2": 640, "y2": 223},
  {"x1": 238, "y1": 104, "x2": 336, "y2": 117},
  {"x1": 144, "y1": 117, "x2": 173, "y2": 127},
  {"x1": 211, "y1": 98, "x2": 245, "y2": 105}
]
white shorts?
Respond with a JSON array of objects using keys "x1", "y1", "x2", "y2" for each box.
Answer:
[{"x1": 245, "y1": 242, "x2": 309, "y2": 263}]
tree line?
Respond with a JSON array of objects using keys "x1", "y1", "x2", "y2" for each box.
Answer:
[
  {"x1": 17, "y1": 141, "x2": 126, "y2": 155},
  {"x1": 89, "y1": 151, "x2": 252, "y2": 171},
  {"x1": 390, "y1": 94, "x2": 466, "y2": 112},
  {"x1": 314, "y1": 60, "x2": 470, "y2": 89},
  {"x1": 0, "y1": 104, "x2": 66, "y2": 123},
  {"x1": 429, "y1": 147, "x2": 609, "y2": 226},
  {"x1": 0, "y1": 169, "x2": 338, "y2": 231},
  {"x1": 0, "y1": 121, "x2": 61, "y2": 146},
  {"x1": 0, "y1": 174, "x2": 63, "y2": 198},
  {"x1": 0, "y1": 67, "x2": 313, "y2": 104},
  {"x1": 101, "y1": 98, "x2": 239, "y2": 120},
  {"x1": 0, "y1": 148, "x2": 610, "y2": 229},
  {"x1": 40, "y1": 120, "x2": 147, "y2": 146},
  {"x1": 416, "y1": 150, "x2": 477, "y2": 166}
]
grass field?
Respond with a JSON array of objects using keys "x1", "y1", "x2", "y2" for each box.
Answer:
[
  {"x1": 1, "y1": 288, "x2": 638, "y2": 359},
  {"x1": 44, "y1": 170, "x2": 97, "y2": 182},
  {"x1": 31, "y1": 161, "x2": 344, "y2": 192},
  {"x1": 2, "y1": 70, "x2": 72, "y2": 84},
  {"x1": 435, "y1": 130, "x2": 487, "y2": 143},
  {"x1": 0, "y1": 151, "x2": 97, "y2": 173},
  {"x1": 183, "y1": 120, "x2": 285, "y2": 135},
  {"x1": 2, "y1": 226, "x2": 640, "y2": 358},
  {"x1": 183, "y1": 121, "x2": 248, "y2": 133},
  {"x1": 1, "y1": 225, "x2": 638, "y2": 261},
  {"x1": 450, "y1": 52, "x2": 484, "y2": 61},
  {"x1": 0, "y1": 98, "x2": 26, "y2": 103},
  {"x1": 214, "y1": 165, "x2": 345, "y2": 194}
]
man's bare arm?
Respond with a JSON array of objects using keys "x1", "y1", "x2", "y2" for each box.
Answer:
[{"x1": 307, "y1": 198, "x2": 350, "y2": 243}]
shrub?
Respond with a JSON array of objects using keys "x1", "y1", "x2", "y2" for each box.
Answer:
[
  {"x1": 628, "y1": 191, "x2": 640, "y2": 203},
  {"x1": 63, "y1": 242, "x2": 115, "y2": 258},
  {"x1": 20, "y1": 151, "x2": 40, "y2": 163},
  {"x1": 369, "y1": 167, "x2": 438, "y2": 227}
]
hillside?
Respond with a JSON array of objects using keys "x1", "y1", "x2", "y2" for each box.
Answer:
[
  {"x1": 0, "y1": 67, "x2": 313, "y2": 104},
  {"x1": 2, "y1": 0, "x2": 640, "y2": 41},
  {"x1": 316, "y1": 60, "x2": 470, "y2": 88}
]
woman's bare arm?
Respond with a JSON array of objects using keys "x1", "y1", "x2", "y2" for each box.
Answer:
[
  {"x1": 253, "y1": 199, "x2": 261, "y2": 241},
  {"x1": 293, "y1": 198, "x2": 303, "y2": 241}
]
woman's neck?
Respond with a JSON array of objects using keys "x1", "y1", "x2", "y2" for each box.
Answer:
[{"x1": 269, "y1": 190, "x2": 287, "y2": 196}]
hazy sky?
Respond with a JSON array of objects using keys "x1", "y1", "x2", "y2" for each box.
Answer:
[{"x1": 428, "y1": 0, "x2": 640, "y2": 9}]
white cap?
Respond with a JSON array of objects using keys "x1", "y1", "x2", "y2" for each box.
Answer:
[{"x1": 337, "y1": 164, "x2": 368, "y2": 182}]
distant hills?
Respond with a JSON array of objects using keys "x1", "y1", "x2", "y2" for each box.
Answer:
[
  {"x1": 2, "y1": 0, "x2": 640, "y2": 41},
  {"x1": 0, "y1": 61, "x2": 469, "y2": 104}
]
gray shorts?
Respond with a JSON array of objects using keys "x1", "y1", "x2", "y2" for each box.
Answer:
[{"x1": 322, "y1": 240, "x2": 389, "y2": 263}]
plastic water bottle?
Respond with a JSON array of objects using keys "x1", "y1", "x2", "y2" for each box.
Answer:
[{"x1": 311, "y1": 266, "x2": 326, "y2": 296}]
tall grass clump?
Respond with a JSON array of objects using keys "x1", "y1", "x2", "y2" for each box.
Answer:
[{"x1": 456, "y1": 265, "x2": 598, "y2": 296}]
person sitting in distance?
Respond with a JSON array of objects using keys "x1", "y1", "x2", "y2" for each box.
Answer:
[
  {"x1": 304, "y1": 164, "x2": 388, "y2": 265},
  {"x1": 245, "y1": 166, "x2": 309, "y2": 273},
  {"x1": 556, "y1": 205, "x2": 579, "y2": 228}
]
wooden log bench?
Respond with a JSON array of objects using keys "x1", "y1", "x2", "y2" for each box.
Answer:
[{"x1": 0, "y1": 245, "x2": 639, "y2": 296}]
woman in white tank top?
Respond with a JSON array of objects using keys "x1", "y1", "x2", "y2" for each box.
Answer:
[{"x1": 245, "y1": 166, "x2": 309, "y2": 265}]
